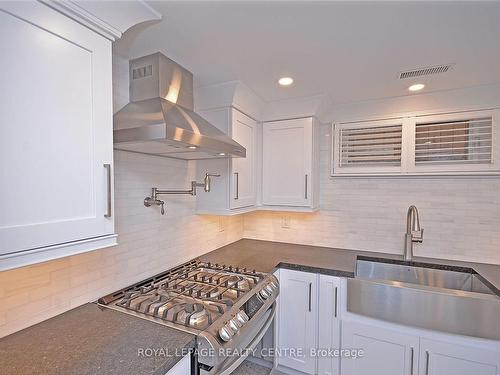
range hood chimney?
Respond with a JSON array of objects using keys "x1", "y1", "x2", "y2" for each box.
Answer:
[{"x1": 113, "y1": 52, "x2": 246, "y2": 159}]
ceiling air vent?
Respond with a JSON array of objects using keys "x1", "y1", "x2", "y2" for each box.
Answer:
[{"x1": 399, "y1": 64, "x2": 453, "y2": 79}]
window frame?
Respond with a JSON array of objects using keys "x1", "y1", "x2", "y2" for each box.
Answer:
[
  {"x1": 331, "y1": 109, "x2": 500, "y2": 177},
  {"x1": 332, "y1": 118, "x2": 407, "y2": 176}
]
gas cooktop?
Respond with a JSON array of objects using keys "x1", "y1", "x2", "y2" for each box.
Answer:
[
  {"x1": 97, "y1": 260, "x2": 279, "y2": 374},
  {"x1": 98, "y1": 261, "x2": 268, "y2": 331}
]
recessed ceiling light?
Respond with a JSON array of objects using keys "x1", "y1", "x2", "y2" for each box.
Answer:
[
  {"x1": 186, "y1": 145, "x2": 197, "y2": 149},
  {"x1": 218, "y1": 152, "x2": 226, "y2": 156},
  {"x1": 278, "y1": 77, "x2": 294, "y2": 86},
  {"x1": 408, "y1": 83, "x2": 425, "y2": 92}
]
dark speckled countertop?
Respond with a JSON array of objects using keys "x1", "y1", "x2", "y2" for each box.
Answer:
[
  {"x1": 198, "y1": 239, "x2": 500, "y2": 295},
  {"x1": 2, "y1": 239, "x2": 499, "y2": 375},
  {"x1": 0, "y1": 303, "x2": 195, "y2": 375}
]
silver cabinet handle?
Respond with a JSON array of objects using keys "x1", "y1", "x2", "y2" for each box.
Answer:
[
  {"x1": 410, "y1": 347, "x2": 414, "y2": 375},
  {"x1": 334, "y1": 286, "x2": 338, "y2": 318},
  {"x1": 304, "y1": 174, "x2": 308, "y2": 199},
  {"x1": 308, "y1": 282, "x2": 312, "y2": 312},
  {"x1": 104, "y1": 164, "x2": 112, "y2": 218},
  {"x1": 425, "y1": 350, "x2": 430, "y2": 375},
  {"x1": 234, "y1": 172, "x2": 239, "y2": 200}
]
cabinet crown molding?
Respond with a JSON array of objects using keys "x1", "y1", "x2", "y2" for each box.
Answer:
[{"x1": 40, "y1": 0, "x2": 161, "y2": 41}]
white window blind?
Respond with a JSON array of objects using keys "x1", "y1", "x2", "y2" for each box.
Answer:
[
  {"x1": 415, "y1": 117, "x2": 492, "y2": 165},
  {"x1": 333, "y1": 109, "x2": 498, "y2": 176},
  {"x1": 339, "y1": 124, "x2": 403, "y2": 167}
]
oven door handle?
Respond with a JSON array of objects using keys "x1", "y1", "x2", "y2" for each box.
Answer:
[{"x1": 217, "y1": 303, "x2": 276, "y2": 375}]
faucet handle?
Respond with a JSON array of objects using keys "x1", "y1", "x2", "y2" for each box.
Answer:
[
  {"x1": 205, "y1": 173, "x2": 220, "y2": 178},
  {"x1": 412, "y1": 228, "x2": 424, "y2": 242},
  {"x1": 204, "y1": 173, "x2": 220, "y2": 192},
  {"x1": 159, "y1": 200, "x2": 165, "y2": 215}
]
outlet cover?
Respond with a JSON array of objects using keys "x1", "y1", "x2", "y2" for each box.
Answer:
[{"x1": 281, "y1": 216, "x2": 291, "y2": 229}]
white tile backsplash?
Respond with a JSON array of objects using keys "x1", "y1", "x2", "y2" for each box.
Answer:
[{"x1": 243, "y1": 124, "x2": 500, "y2": 265}]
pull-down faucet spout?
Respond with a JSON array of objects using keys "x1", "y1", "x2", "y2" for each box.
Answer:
[{"x1": 404, "y1": 205, "x2": 423, "y2": 261}]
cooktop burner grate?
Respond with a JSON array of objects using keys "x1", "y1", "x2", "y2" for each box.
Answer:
[{"x1": 107, "y1": 261, "x2": 264, "y2": 330}]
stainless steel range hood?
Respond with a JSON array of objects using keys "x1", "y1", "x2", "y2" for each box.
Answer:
[{"x1": 113, "y1": 52, "x2": 245, "y2": 159}]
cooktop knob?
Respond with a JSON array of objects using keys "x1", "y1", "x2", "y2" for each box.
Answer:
[
  {"x1": 219, "y1": 326, "x2": 233, "y2": 342},
  {"x1": 236, "y1": 310, "x2": 249, "y2": 325},
  {"x1": 265, "y1": 284, "x2": 274, "y2": 294},
  {"x1": 229, "y1": 318, "x2": 240, "y2": 332},
  {"x1": 259, "y1": 288, "x2": 270, "y2": 299}
]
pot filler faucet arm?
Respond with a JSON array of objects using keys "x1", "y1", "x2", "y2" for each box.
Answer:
[{"x1": 144, "y1": 173, "x2": 220, "y2": 215}]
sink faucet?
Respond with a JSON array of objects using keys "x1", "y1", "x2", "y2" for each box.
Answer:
[{"x1": 404, "y1": 205, "x2": 423, "y2": 261}]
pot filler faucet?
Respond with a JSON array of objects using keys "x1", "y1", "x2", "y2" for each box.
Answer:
[
  {"x1": 404, "y1": 205, "x2": 424, "y2": 261},
  {"x1": 144, "y1": 173, "x2": 220, "y2": 215}
]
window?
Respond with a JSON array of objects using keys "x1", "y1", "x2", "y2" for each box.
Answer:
[
  {"x1": 414, "y1": 117, "x2": 492, "y2": 165},
  {"x1": 339, "y1": 124, "x2": 402, "y2": 167},
  {"x1": 333, "y1": 119, "x2": 405, "y2": 175},
  {"x1": 332, "y1": 109, "x2": 499, "y2": 176}
]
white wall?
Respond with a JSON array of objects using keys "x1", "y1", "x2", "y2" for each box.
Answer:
[
  {"x1": 244, "y1": 85, "x2": 500, "y2": 265},
  {"x1": 0, "y1": 56, "x2": 243, "y2": 338},
  {"x1": 328, "y1": 83, "x2": 500, "y2": 122}
]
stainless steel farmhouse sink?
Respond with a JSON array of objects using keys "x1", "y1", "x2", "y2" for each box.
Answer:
[{"x1": 347, "y1": 256, "x2": 500, "y2": 340}]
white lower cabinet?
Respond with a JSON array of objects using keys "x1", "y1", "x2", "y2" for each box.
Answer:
[
  {"x1": 341, "y1": 321, "x2": 419, "y2": 375},
  {"x1": 276, "y1": 270, "x2": 342, "y2": 375},
  {"x1": 318, "y1": 275, "x2": 342, "y2": 375},
  {"x1": 341, "y1": 321, "x2": 500, "y2": 375},
  {"x1": 165, "y1": 354, "x2": 191, "y2": 375},
  {"x1": 277, "y1": 269, "x2": 318, "y2": 374},
  {"x1": 419, "y1": 338, "x2": 500, "y2": 375},
  {"x1": 276, "y1": 270, "x2": 500, "y2": 375}
]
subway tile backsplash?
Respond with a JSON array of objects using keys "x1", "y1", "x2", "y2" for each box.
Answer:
[
  {"x1": 243, "y1": 125, "x2": 500, "y2": 265},
  {"x1": 0, "y1": 151, "x2": 243, "y2": 338}
]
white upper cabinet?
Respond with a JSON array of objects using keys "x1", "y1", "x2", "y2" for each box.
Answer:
[
  {"x1": 262, "y1": 117, "x2": 319, "y2": 209},
  {"x1": 196, "y1": 108, "x2": 257, "y2": 214},
  {"x1": 0, "y1": 1, "x2": 118, "y2": 270},
  {"x1": 230, "y1": 110, "x2": 257, "y2": 209}
]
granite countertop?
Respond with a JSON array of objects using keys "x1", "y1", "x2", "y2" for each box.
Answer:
[
  {"x1": 2, "y1": 239, "x2": 498, "y2": 375},
  {"x1": 198, "y1": 239, "x2": 500, "y2": 295},
  {"x1": 0, "y1": 303, "x2": 195, "y2": 375}
]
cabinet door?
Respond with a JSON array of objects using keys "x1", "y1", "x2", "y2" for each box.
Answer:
[
  {"x1": 0, "y1": 2, "x2": 114, "y2": 256},
  {"x1": 230, "y1": 109, "x2": 256, "y2": 209},
  {"x1": 318, "y1": 275, "x2": 342, "y2": 375},
  {"x1": 341, "y1": 321, "x2": 419, "y2": 375},
  {"x1": 166, "y1": 354, "x2": 191, "y2": 375},
  {"x1": 262, "y1": 118, "x2": 312, "y2": 206},
  {"x1": 419, "y1": 338, "x2": 500, "y2": 375},
  {"x1": 277, "y1": 269, "x2": 318, "y2": 374}
]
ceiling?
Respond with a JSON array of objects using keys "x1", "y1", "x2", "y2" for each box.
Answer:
[{"x1": 114, "y1": 1, "x2": 500, "y2": 105}]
